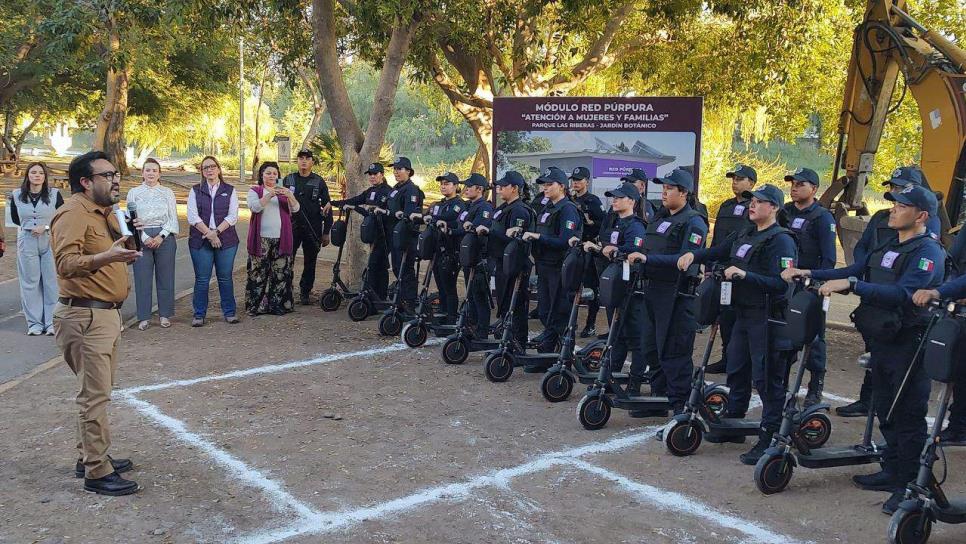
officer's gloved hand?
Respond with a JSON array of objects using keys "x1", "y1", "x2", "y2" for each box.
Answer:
[
  {"x1": 395, "y1": 211, "x2": 404, "y2": 219},
  {"x1": 568, "y1": 236, "x2": 581, "y2": 247},
  {"x1": 505, "y1": 227, "x2": 521, "y2": 238},
  {"x1": 463, "y1": 221, "x2": 474, "y2": 232},
  {"x1": 628, "y1": 252, "x2": 646, "y2": 264},
  {"x1": 780, "y1": 267, "x2": 806, "y2": 283},
  {"x1": 475, "y1": 225, "x2": 489, "y2": 235},
  {"x1": 724, "y1": 266, "x2": 746, "y2": 280},
  {"x1": 522, "y1": 232, "x2": 540, "y2": 242},
  {"x1": 912, "y1": 288, "x2": 940, "y2": 307}
]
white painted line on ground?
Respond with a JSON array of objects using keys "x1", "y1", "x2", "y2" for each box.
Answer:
[
  {"x1": 564, "y1": 458, "x2": 808, "y2": 544},
  {"x1": 121, "y1": 393, "x2": 321, "y2": 521}
]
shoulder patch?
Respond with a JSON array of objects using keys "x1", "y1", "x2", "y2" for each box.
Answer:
[
  {"x1": 688, "y1": 233, "x2": 702, "y2": 245},
  {"x1": 918, "y1": 258, "x2": 935, "y2": 272},
  {"x1": 780, "y1": 257, "x2": 795, "y2": 269}
]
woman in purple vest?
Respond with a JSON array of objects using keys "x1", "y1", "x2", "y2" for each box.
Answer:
[
  {"x1": 187, "y1": 156, "x2": 240, "y2": 326},
  {"x1": 245, "y1": 162, "x2": 299, "y2": 315}
]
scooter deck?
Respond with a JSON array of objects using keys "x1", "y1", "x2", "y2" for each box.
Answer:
[
  {"x1": 797, "y1": 445, "x2": 884, "y2": 468},
  {"x1": 613, "y1": 395, "x2": 671, "y2": 410},
  {"x1": 578, "y1": 372, "x2": 628, "y2": 385},
  {"x1": 520, "y1": 352, "x2": 560, "y2": 373},
  {"x1": 934, "y1": 499, "x2": 966, "y2": 523},
  {"x1": 708, "y1": 418, "x2": 761, "y2": 436}
]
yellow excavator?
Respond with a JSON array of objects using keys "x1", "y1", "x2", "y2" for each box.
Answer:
[{"x1": 819, "y1": 0, "x2": 966, "y2": 264}]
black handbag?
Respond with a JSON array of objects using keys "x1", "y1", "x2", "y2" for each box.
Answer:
[
  {"x1": 416, "y1": 225, "x2": 438, "y2": 261},
  {"x1": 924, "y1": 316, "x2": 965, "y2": 383},
  {"x1": 503, "y1": 239, "x2": 528, "y2": 279},
  {"x1": 560, "y1": 247, "x2": 584, "y2": 292},
  {"x1": 360, "y1": 213, "x2": 379, "y2": 244},
  {"x1": 694, "y1": 276, "x2": 721, "y2": 327},
  {"x1": 784, "y1": 288, "x2": 823, "y2": 350},
  {"x1": 850, "y1": 302, "x2": 903, "y2": 344},
  {"x1": 330, "y1": 218, "x2": 348, "y2": 248},
  {"x1": 460, "y1": 232, "x2": 481, "y2": 269},
  {"x1": 598, "y1": 262, "x2": 628, "y2": 309}
]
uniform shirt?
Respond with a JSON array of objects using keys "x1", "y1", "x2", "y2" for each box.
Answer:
[
  {"x1": 573, "y1": 191, "x2": 605, "y2": 241},
  {"x1": 461, "y1": 197, "x2": 494, "y2": 233},
  {"x1": 784, "y1": 200, "x2": 837, "y2": 270},
  {"x1": 711, "y1": 196, "x2": 751, "y2": 248},
  {"x1": 692, "y1": 223, "x2": 798, "y2": 298},
  {"x1": 125, "y1": 183, "x2": 179, "y2": 242},
  {"x1": 283, "y1": 172, "x2": 333, "y2": 235},
  {"x1": 50, "y1": 193, "x2": 132, "y2": 303},
  {"x1": 387, "y1": 179, "x2": 424, "y2": 224},
  {"x1": 429, "y1": 196, "x2": 465, "y2": 241},
  {"x1": 813, "y1": 232, "x2": 946, "y2": 307},
  {"x1": 531, "y1": 193, "x2": 550, "y2": 215},
  {"x1": 853, "y1": 208, "x2": 942, "y2": 265},
  {"x1": 490, "y1": 198, "x2": 533, "y2": 249},
  {"x1": 644, "y1": 205, "x2": 709, "y2": 269},
  {"x1": 602, "y1": 214, "x2": 646, "y2": 254},
  {"x1": 948, "y1": 225, "x2": 966, "y2": 279},
  {"x1": 332, "y1": 182, "x2": 392, "y2": 210},
  {"x1": 534, "y1": 198, "x2": 582, "y2": 251}
]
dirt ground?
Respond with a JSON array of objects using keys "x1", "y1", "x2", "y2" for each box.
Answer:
[{"x1": 1, "y1": 262, "x2": 965, "y2": 544}]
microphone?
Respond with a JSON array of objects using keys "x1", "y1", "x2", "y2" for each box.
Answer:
[{"x1": 126, "y1": 201, "x2": 142, "y2": 251}]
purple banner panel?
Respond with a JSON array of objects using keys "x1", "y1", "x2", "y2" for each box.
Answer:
[{"x1": 592, "y1": 159, "x2": 657, "y2": 179}]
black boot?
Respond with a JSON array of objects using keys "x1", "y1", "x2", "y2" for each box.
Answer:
[
  {"x1": 579, "y1": 324, "x2": 597, "y2": 338},
  {"x1": 705, "y1": 359, "x2": 727, "y2": 374},
  {"x1": 83, "y1": 471, "x2": 139, "y2": 496},
  {"x1": 803, "y1": 371, "x2": 825, "y2": 408},
  {"x1": 625, "y1": 377, "x2": 642, "y2": 397},
  {"x1": 939, "y1": 426, "x2": 966, "y2": 446},
  {"x1": 739, "y1": 428, "x2": 774, "y2": 465}
]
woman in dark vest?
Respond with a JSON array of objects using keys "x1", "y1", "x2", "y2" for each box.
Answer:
[
  {"x1": 245, "y1": 162, "x2": 299, "y2": 316},
  {"x1": 187, "y1": 156, "x2": 240, "y2": 326}
]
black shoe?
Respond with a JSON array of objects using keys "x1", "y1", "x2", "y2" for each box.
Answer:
[
  {"x1": 803, "y1": 371, "x2": 825, "y2": 408},
  {"x1": 299, "y1": 293, "x2": 312, "y2": 305},
  {"x1": 705, "y1": 433, "x2": 746, "y2": 444},
  {"x1": 882, "y1": 489, "x2": 906, "y2": 515},
  {"x1": 530, "y1": 330, "x2": 551, "y2": 344},
  {"x1": 939, "y1": 427, "x2": 966, "y2": 446},
  {"x1": 629, "y1": 408, "x2": 668, "y2": 418},
  {"x1": 836, "y1": 400, "x2": 869, "y2": 418},
  {"x1": 83, "y1": 471, "x2": 139, "y2": 496},
  {"x1": 528, "y1": 308, "x2": 540, "y2": 320},
  {"x1": 852, "y1": 470, "x2": 898, "y2": 492},
  {"x1": 579, "y1": 325, "x2": 596, "y2": 338},
  {"x1": 739, "y1": 431, "x2": 773, "y2": 465},
  {"x1": 625, "y1": 379, "x2": 643, "y2": 398},
  {"x1": 75, "y1": 457, "x2": 133, "y2": 479},
  {"x1": 705, "y1": 360, "x2": 727, "y2": 374}
]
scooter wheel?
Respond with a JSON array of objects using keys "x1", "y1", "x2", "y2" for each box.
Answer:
[
  {"x1": 320, "y1": 289, "x2": 342, "y2": 312},
  {"x1": 540, "y1": 370, "x2": 573, "y2": 403},
  {"x1": 754, "y1": 452, "x2": 793, "y2": 495},
  {"x1": 703, "y1": 388, "x2": 730, "y2": 416},
  {"x1": 378, "y1": 312, "x2": 403, "y2": 337},
  {"x1": 442, "y1": 338, "x2": 469, "y2": 365},
  {"x1": 664, "y1": 420, "x2": 703, "y2": 456},
  {"x1": 798, "y1": 412, "x2": 832, "y2": 449},
  {"x1": 347, "y1": 299, "x2": 369, "y2": 322},
  {"x1": 582, "y1": 345, "x2": 605, "y2": 373},
  {"x1": 888, "y1": 504, "x2": 932, "y2": 544},
  {"x1": 402, "y1": 322, "x2": 428, "y2": 348},
  {"x1": 483, "y1": 352, "x2": 514, "y2": 382},
  {"x1": 576, "y1": 394, "x2": 611, "y2": 430}
]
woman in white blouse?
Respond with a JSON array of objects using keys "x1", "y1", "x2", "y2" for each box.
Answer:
[
  {"x1": 245, "y1": 162, "x2": 299, "y2": 315},
  {"x1": 126, "y1": 158, "x2": 179, "y2": 330}
]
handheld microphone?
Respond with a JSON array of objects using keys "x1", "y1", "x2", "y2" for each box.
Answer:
[{"x1": 126, "y1": 201, "x2": 142, "y2": 251}]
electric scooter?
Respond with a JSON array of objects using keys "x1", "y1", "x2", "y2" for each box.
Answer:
[
  {"x1": 662, "y1": 275, "x2": 830, "y2": 456},
  {"x1": 320, "y1": 208, "x2": 359, "y2": 311},
  {"x1": 346, "y1": 207, "x2": 397, "y2": 322},
  {"x1": 889, "y1": 301, "x2": 966, "y2": 544},
  {"x1": 441, "y1": 232, "x2": 501, "y2": 364},
  {"x1": 377, "y1": 215, "x2": 421, "y2": 337},
  {"x1": 402, "y1": 224, "x2": 458, "y2": 347},
  {"x1": 576, "y1": 256, "x2": 729, "y2": 429}
]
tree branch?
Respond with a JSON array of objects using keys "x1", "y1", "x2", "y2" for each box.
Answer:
[
  {"x1": 359, "y1": 17, "x2": 417, "y2": 160},
  {"x1": 312, "y1": 0, "x2": 365, "y2": 153},
  {"x1": 544, "y1": 0, "x2": 635, "y2": 93},
  {"x1": 428, "y1": 51, "x2": 492, "y2": 109}
]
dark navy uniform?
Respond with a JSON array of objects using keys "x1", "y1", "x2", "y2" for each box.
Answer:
[
  {"x1": 574, "y1": 189, "x2": 606, "y2": 330},
  {"x1": 427, "y1": 196, "x2": 465, "y2": 318},
  {"x1": 332, "y1": 179, "x2": 392, "y2": 300},
  {"x1": 639, "y1": 205, "x2": 708, "y2": 410},
  {"x1": 601, "y1": 214, "x2": 647, "y2": 374},
  {"x1": 532, "y1": 196, "x2": 583, "y2": 347},
  {"x1": 488, "y1": 195, "x2": 534, "y2": 344},
  {"x1": 853, "y1": 207, "x2": 941, "y2": 265},
  {"x1": 386, "y1": 178, "x2": 424, "y2": 307},
  {"x1": 461, "y1": 195, "x2": 495, "y2": 335},
  {"x1": 710, "y1": 196, "x2": 753, "y2": 373},
  {"x1": 283, "y1": 171, "x2": 333, "y2": 299}
]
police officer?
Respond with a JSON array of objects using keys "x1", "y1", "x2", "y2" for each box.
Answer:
[
  {"x1": 484, "y1": 171, "x2": 534, "y2": 346},
  {"x1": 837, "y1": 166, "x2": 941, "y2": 417},
  {"x1": 583, "y1": 182, "x2": 646, "y2": 379},
  {"x1": 386, "y1": 156, "x2": 424, "y2": 311},
  {"x1": 620, "y1": 168, "x2": 656, "y2": 223},
  {"x1": 678, "y1": 184, "x2": 798, "y2": 465},
  {"x1": 284, "y1": 149, "x2": 333, "y2": 305},
  {"x1": 787, "y1": 184, "x2": 945, "y2": 514},
  {"x1": 570, "y1": 166, "x2": 606, "y2": 337},
  {"x1": 629, "y1": 168, "x2": 708, "y2": 416},
  {"x1": 331, "y1": 162, "x2": 393, "y2": 300},
  {"x1": 783, "y1": 167, "x2": 836, "y2": 407},
  {"x1": 705, "y1": 164, "x2": 757, "y2": 374},
  {"x1": 524, "y1": 167, "x2": 583, "y2": 352},
  {"x1": 460, "y1": 173, "x2": 494, "y2": 336},
  {"x1": 417, "y1": 171, "x2": 464, "y2": 321}
]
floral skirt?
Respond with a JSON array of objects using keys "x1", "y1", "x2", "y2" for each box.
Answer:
[{"x1": 245, "y1": 237, "x2": 294, "y2": 315}]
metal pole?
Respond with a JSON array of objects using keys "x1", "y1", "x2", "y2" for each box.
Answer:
[{"x1": 239, "y1": 36, "x2": 245, "y2": 183}]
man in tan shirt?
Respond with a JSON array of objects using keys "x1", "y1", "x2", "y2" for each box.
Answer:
[{"x1": 51, "y1": 150, "x2": 141, "y2": 496}]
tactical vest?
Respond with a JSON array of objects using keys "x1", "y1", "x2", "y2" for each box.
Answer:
[
  {"x1": 712, "y1": 198, "x2": 751, "y2": 248},
  {"x1": 786, "y1": 203, "x2": 830, "y2": 270},
  {"x1": 728, "y1": 225, "x2": 792, "y2": 309},
  {"x1": 644, "y1": 207, "x2": 701, "y2": 282},
  {"x1": 533, "y1": 199, "x2": 580, "y2": 263},
  {"x1": 490, "y1": 199, "x2": 533, "y2": 261},
  {"x1": 868, "y1": 209, "x2": 897, "y2": 250},
  {"x1": 574, "y1": 192, "x2": 602, "y2": 241},
  {"x1": 863, "y1": 235, "x2": 933, "y2": 328}
]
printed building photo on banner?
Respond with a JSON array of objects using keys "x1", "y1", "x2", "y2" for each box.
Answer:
[{"x1": 493, "y1": 97, "x2": 703, "y2": 206}]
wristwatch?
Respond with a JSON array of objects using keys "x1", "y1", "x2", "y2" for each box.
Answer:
[{"x1": 848, "y1": 276, "x2": 858, "y2": 293}]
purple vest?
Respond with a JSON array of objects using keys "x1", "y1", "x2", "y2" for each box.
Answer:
[{"x1": 190, "y1": 182, "x2": 239, "y2": 250}]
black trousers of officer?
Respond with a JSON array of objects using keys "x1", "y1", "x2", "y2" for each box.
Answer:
[
  {"x1": 500, "y1": 269, "x2": 531, "y2": 345},
  {"x1": 536, "y1": 260, "x2": 573, "y2": 342},
  {"x1": 583, "y1": 257, "x2": 600, "y2": 327},
  {"x1": 869, "y1": 329, "x2": 931, "y2": 483},
  {"x1": 391, "y1": 236, "x2": 418, "y2": 307},
  {"x1": 718, "y1": 306, "x2": 736, "y2": 366},
  {"x1": 947, "y1": 383, "x2": 966, "y2": 431},
  {"x1": 642, "y1": 282, "x2": 696, "y2": 410},
  {"x1": 608, "y1": 291, "x2": 645, "y2": 374},
  {"x1": 465, "y1": 263, "x2": 491, "y2": 335},
  {"x1": 367, "y1": 238, "x2": 390, "y2": 301},
  {"x1": 292, "y1": 225, "x2": 321, "y2": 297},
  {"x1": 432, "y1": 251, "x2": 459, "y2": 319},
  {"x1": 726, "y1": 307, "x2": 792, "y2": 430}
]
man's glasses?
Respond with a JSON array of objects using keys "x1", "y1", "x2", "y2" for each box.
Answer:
[
  {"x1": 89, "y1": 170, "x2": 119, "y2": 182},
  {"x1": 202, "y1": 164, "x2": 219, "y2": 171}
]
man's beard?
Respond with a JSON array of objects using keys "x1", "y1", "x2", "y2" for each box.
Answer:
[{"x1": 93, "y1": 184, "x2": 120, "y2": 206}]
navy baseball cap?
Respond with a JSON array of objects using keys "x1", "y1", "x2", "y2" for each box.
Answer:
[
  {"x1": 885, "y1": 184, "x2": 938, "y2": 217},
  {"x1": 297, "y1": 149, "x2": 314, "y2": 159},
  {"x1": 883, "y1": 166, "x2": 925, "y2": 187},
  {"x1": 462, "y1": 172, "x2": 489, "y2": 189},
  {"x1": 495, "y1": 171, "x2": 525, "y2": 187},
  {"x1": 654, "y1": 168, "x2": 694, "y2": 192},
  {"x1": 605, "y1": 182, "x2": 641, "y2": 203},
  {"x1": 436, "y1": 171, "x2": 459, "y2": 184},
  {"x1": 726, "y1": 164, "x2": 758, "y2": 182},
  {"x1": 537, "y1": 166, "x2": 569, "y2": 188},
  {"x1": 390, "y1": 156, "x2": 414, "y2": 172},
  {"x1": 784, "y1": 167, "x2": 820, "y2": 186},
  {"x1": 741, "y1": 184, "x2": 785, "y2": 207},
  {"x1": 620, "y1": 168, "x2": 649, "y2": 183},
  {"x1": 365, "y1": 162, "x2": 385, "y2": 174},
  {"x1": 569, "y1": 166, "x2": 591, "y2": 181}
]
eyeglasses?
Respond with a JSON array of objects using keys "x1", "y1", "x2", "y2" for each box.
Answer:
[
  {"x1": 202, "y1": 164, "x2": 219, "y2": 171},
  {"x1": 89, "y1": 170, "x2": 119, "y2": 182}
]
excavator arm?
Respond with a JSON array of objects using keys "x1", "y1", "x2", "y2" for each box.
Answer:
[{"x1": 818, "y1": 0, "x2": 966, "y2": 263}]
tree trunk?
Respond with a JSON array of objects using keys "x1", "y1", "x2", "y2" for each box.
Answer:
[
  {"x1": 251, "y1": 67, "x2": 268, "y2": 180},
  {"x1": 297, "y1": 66, "x2": 327, "y2": 151},
  {"x1": 93, "y1": 26, "x2": 129, "y2": 174},
  {"x1": 13, "y1": 114, "x2": 39, "y2": 160},
  {"x1": 1, "y1": 109, "x2": 13, "y2": 161}
]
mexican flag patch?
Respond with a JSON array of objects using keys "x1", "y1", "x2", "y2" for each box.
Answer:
[
  {"x1": 565, "y1": 220, "x2": 576, "y2": 230},
  {"x1": 918, "y1": 258, "x2": 935, "y2": 272},
  {"x1": 780, "y1": 257, "x2": 795, "y2": 269},
  {"x1": 634, "y1": 237, "x2": 643, "y2": 247},
  {"x1": 829, "y1": 223, "x2": 836, "y2": 233},
  {"x1": 689, "y1": 233, "x2": 702, "y2": 245}
]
